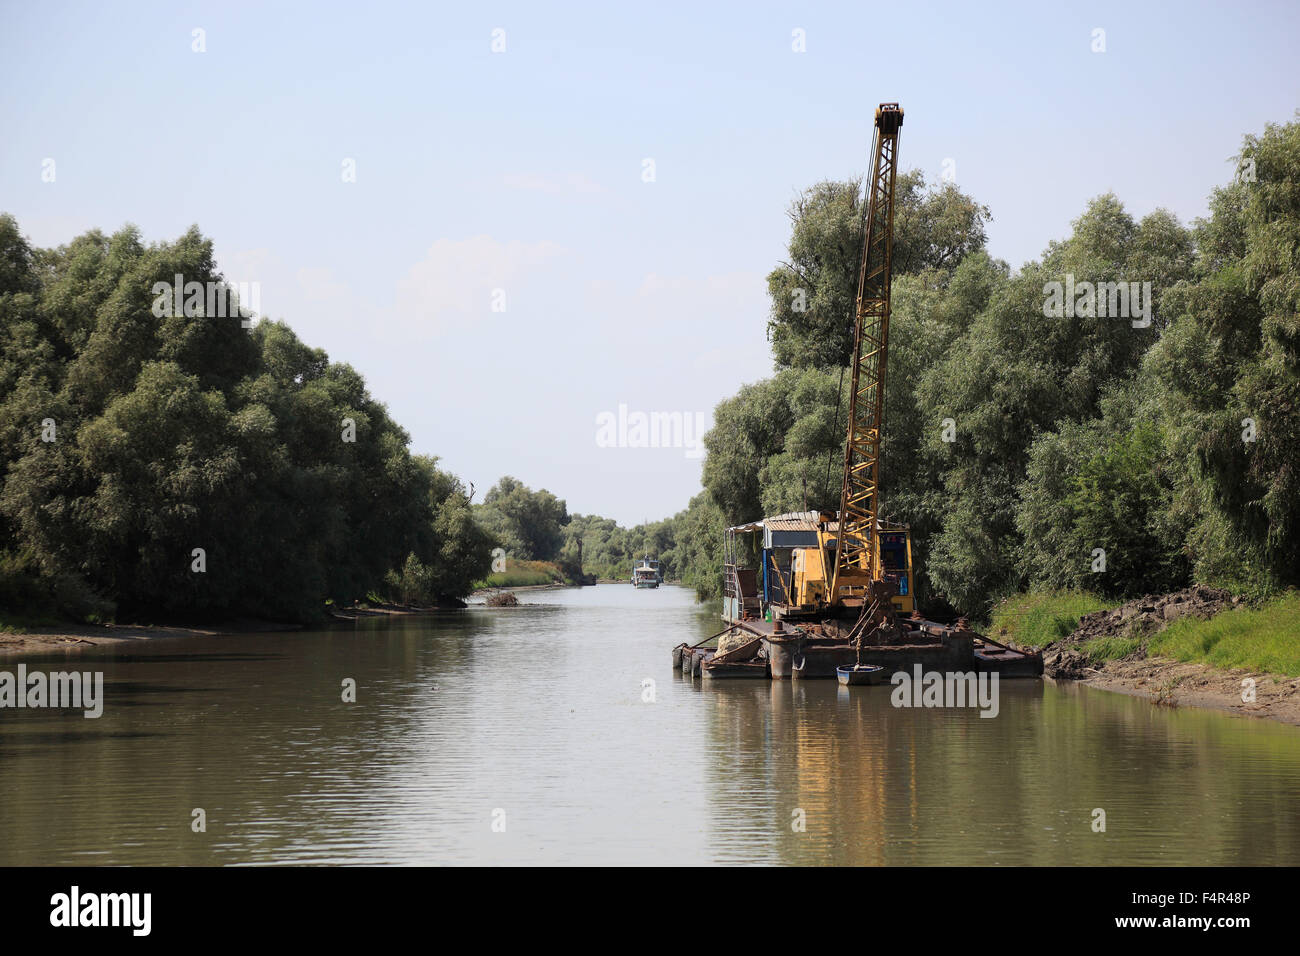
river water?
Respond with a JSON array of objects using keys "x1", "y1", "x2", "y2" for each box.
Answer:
[{"x1": 2, "y1": 583, "x2": 1298, "y2": 865}]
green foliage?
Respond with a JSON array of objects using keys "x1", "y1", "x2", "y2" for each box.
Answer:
[
  {"x1": 566, "y1": 512, "x2": 678, "y2": 582},
  {"x1": 555, "y1": 536, "x2": 586, "y2": 583},
  {"x1": 1148, "y1": 114, "x2": 1300, "y2": 589},
  {"x1": 663, "y1": 491, "x2": 726, "y2": 601},
  {"x1": 562, "y1": 514, "x2": 626, "y2": 580},
  {"x1": 699, "y1": 114, "x2": 1300, "y2": 616},
  {"x1": 562, "y1": 492, "x2": 725, "y2": 601},
  {"x1": 0, "y1": 218, "x2": 492, "y2": 623},
  {"x1": 477, "y1": 558, "x2": 564, "y2": 588},
  {"x1": 474, "y1": 476, "x2": 570, "y2": 561},
  {"x1": 386, "y1": 553, "x2": 437, "y2": 605},
  {"x1": 1017, "y1": 384, "x2": 1192, "y2": 598},
  {"x1": 412, "y1": 457, "x2": 496, "y2": 601},
  {"x1": 766, "y1": 173, "x2": 991, "y2": 369},
  {"x1": 0, "y1": 549, "x2": 113, "y2": 626},
  {"x1": 701, "y1": 375, "x2": 800, "y2": 522},
  {"x1": 988, "y1": 590, "x2": 1117, "y2": 650},
  {"x1": 915, "y1": 194, "x2": 1192, "y2": 614}
]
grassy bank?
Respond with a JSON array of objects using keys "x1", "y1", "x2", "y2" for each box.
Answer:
[
  {"x1": 1145, "y1": 592, "x2": 1300, "y2": 677},
  {"x1": 987, "y1": 591, "x2": 1117, "y2": 650},
  {"x1": 994, "y1": 588, "x2": 1300, "y2": 679},
  {"x1": 475, "y1": 559, "x2": 567, "y2": 589}
]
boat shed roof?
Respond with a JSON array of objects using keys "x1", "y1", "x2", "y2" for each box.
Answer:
[
  {"x1": 765, "y1": 511, "x2": 823, "y2": 532},
  {"x1": 726, "y1": 514, "x2": 912, "y2": 535},
  {"x1": 726, "y1": 511, "x2": 825, "y2": 534}
]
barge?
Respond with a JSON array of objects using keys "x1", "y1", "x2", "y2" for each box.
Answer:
[{"x1": 671, "y1": 511, "x2": 1042, "y2": 682}]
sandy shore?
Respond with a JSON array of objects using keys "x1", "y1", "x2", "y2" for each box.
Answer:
[
  {"x1": 1076, "y1": 657, "x2": 1300, "y2": 726},
  {"x1": 0, "y1": 605, "x2": 459, "y2": 660}
]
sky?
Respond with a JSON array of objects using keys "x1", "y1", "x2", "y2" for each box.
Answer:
[{"x1": 2, "y1": 0, "x2": 1297, "y2": 525}]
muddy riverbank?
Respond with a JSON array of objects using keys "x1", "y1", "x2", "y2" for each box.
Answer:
[
  {"x1": 1040, "y1": 585, "x2": 1300, "y2": 725},
  {"x1": 1073, "y1": 660, "x2": 1300, "y2": 726}
]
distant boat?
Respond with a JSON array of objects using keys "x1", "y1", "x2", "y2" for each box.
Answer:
[{"x1": 632, "y1": 556, "x2": 661, "y2": 589}]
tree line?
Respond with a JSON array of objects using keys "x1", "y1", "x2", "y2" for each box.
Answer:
[
  {"x1": 471, "y1": 474, "x2": 677, "y2": 583},
  {"x1": 0, "y1": 219, "x2": 493, "y2": 623},
  {"x1": 5, "y1": 112, "x2": 1294, "y2": 625},
  {"x1": 0, "y1": 215, "x2": 677, "y2": 626},
  {"x1": 666, "y1": 113, "x2": 1300, "y2": 618}
]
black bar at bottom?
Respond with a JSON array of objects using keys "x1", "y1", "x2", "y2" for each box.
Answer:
[{"x1": 0, "y1": 865, "x2": 1281, "y2": 943}]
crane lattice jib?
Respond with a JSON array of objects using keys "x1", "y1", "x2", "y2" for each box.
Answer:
[{"x1": 830, "y1": 103, "x2": 902, "y2": 601}]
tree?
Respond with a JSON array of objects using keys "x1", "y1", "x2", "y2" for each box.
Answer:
[
  {"x1": 476, "y1": 476, "x2": 570, "y2": 560},
  {"x1": 0, "y1": 219, "x2": 492, "y2": 623},
  {"x1": 1016, "y1": 384, "x2": 1190, "y2": 598},
  {"x1": 913, "y1": 196, "x2": 1193, "y2": 614},
  {"x1": 1148, "y1": 114, "x2": 1300, "y2": 591},
  {"x1": 765, "y1": 172, "x2": 991, "y2": 370}
]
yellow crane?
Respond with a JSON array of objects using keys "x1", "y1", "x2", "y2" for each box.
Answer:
[{"x1": 790, "y1": 103, "x2": 913, "y2": 617}]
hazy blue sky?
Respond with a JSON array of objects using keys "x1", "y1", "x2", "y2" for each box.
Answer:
[{"x1": 3, "y1": 1, "x2": 1297, "y2": 525}]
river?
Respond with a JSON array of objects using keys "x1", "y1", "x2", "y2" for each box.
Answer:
[{"x1": 2, "y1": 583, "x2": 1298, "y2": 865}]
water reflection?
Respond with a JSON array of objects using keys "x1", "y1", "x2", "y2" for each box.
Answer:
[{"x1": 1, "y1": 584, "x2": 1297, "y2": 865}]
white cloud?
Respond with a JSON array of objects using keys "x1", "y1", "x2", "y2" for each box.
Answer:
[{"x1": 393, "y1": 235, "x2": 567, "y2": 333}]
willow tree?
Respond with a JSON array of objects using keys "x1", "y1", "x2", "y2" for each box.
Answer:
[{"x1": 1148, "y1": 114, "x2": 1300, "y2": 592}]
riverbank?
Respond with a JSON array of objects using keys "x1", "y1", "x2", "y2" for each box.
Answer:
[
  {"x1": 0, "y1": 619, "x2": 298, "y2": 659},
  {"x1": 475, "y1": 558, "x2": 571, "y2": 589},
  {"x1": 0, "y1": 603, "x2": 466, "y2": 660},
  {"x1": 471, "y1": 582, "x2": 569, "y2": 596},
  {"x1": 1068, "y1": 657, "x2": 1300, "y2": 726},
  {"x1": 995, "y1": 586, "x2": 1300, "y2": 726}
]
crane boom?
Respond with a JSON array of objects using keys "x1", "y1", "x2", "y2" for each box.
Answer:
[{"x1": 829, "y1": 103, "x2": 903, "y2": 603}]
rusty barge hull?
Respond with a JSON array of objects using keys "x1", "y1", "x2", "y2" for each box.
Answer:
[{"x1": 673, "y1": 617, "x2": 1042, "y2": 680}]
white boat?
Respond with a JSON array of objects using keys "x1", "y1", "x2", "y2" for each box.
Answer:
[{"x1": 631, "y1": 556, "x2": 661, "y2": 589}]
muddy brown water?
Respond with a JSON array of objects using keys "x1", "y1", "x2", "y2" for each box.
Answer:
[{"x1": 1, "y1": 583, "x2": 1298, "y2": 865}]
